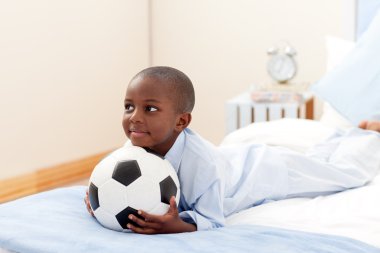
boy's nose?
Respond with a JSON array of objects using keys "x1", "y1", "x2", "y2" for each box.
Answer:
[{"x1": 129, "y1": 109, "x2": 143, "y2": 123}]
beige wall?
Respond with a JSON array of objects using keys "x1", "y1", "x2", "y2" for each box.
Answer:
[
  {"x1": 151, "y1": 0, "x2": 346, "y2": 144},
  {"x1": 0, "y1": 0, "x2": 149, "y2": 179},
  {"x1": 0, "y1": 0, "x2": 352, "y2": 180}
]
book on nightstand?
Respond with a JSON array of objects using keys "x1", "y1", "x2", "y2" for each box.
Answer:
[{"x1": 250, "y1": 82, "x2": 309, "y2": 103}]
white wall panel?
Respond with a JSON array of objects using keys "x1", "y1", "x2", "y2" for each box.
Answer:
[
  {"x1": 0, "y1": 0, "x2": 150, "y2": 179},
  {"x1": 150, "y1": 0, "x2": 347, "y2": 144}
]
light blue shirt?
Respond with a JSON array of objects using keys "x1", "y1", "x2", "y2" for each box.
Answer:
[
  {"x1": 164, "y1": 128, "x2": 380, "y2": 231},
  {"x1": 165, "y1": 128, "x2": 290, "y2": 230}
]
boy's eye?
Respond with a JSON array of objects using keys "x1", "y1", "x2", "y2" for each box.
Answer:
[
  {"x1": 145, "y1": 106, "x2": 158, "y2": 112},
  {"x1": 124, "y1": 104, "x2": 134, "y2": 112}
]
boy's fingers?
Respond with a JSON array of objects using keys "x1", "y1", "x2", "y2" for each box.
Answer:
[
  {"x1": 84, "y1": 196, "x2": 94, "y2": 216},
  {"x1": 138, "y1": 196, "x2": 178, "y2": 220},
  {"x1": 359, "y1": 120, "x2": 368, "y2": 129},
  {"x1": 128, "y1": 214, "x2": 147, "y2": 227},
  {"x1": 84, "y1": 197, "x2": 89, "y2": 209},
  {"x1": 128, "y1": 214, "x2": 160, "y2": 229},
  {"x1": 85, "y1": 203, "x2": 91, "y2": 214},
  {"x1": 138, "y1": 210, "x2": 161, "y2": 223},
  {"x1": 168, "y1": 196, "x2": 178, "y2": 213},
  {"x1": 367, "y1": 121, "x2": 380, "y2": 132},
  {"x1": 127, "y1": 223, "x2": 155, "y2": 234}
]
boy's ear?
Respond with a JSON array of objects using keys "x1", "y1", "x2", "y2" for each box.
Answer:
[{"x1": 175, "y1": 113, "x2": 192, "y2": 131}]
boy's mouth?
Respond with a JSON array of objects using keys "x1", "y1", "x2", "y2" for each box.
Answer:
[{"x1": 129, "y1": 129, "x2": 149, "y2": 138}]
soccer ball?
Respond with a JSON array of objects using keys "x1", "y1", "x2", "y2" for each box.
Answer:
[{"x1": 88, "y1": 145, "x2": 180, "y2": 232}]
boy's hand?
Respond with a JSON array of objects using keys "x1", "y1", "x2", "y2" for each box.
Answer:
[
  {"x1": 84, "y1": 189, "x2": 95, "y2": 217},
  {"x1": 127, "y1": 196, "x2": 196, "y2": 234},
  {"x1": 359, "y1": 120, "x2": 380, "y2": 133}
]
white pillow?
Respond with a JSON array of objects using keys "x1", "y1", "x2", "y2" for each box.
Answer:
[
  {"x1": 319, "y1": 102, "x2": 352, "y2": 129},
  {"x1": 220, "y1": 118, "x2": 335, "y2": 153},
  {"x1": 318, "y1": 36, "x2": 355, "y2": 129},
  {"x1": 312, "y1": 10, "x2": 380, "y2": 125},
  {"x1": 325, "y1": 36, "x2": 355, "y2": 72}
]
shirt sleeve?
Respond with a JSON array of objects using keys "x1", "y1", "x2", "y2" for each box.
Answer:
[
  {"x1": 172, "y1": 129, "x2": 228, "y2": 231},
  {"x1": 178, "y1": 178, "x2": 226, "y2": 231}
]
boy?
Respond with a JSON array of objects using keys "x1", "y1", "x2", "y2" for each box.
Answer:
[{"x1": 86, "y1": 66, "x2": 380, "y2": 234}]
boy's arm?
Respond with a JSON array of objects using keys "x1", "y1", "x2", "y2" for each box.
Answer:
[
  {"x1": 127, "y1": 196, "x2": 196, "y2": 234},
  {"x1": 129, "y1": 176, "x2": 226, "y2": 233},
  {"x1": 176, "y1": 181, "x2": 226, "y2": 231}
]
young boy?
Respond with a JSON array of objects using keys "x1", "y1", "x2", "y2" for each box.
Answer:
[{"x1": 86, "y1": 66, "x2": 380, "y2": 234}]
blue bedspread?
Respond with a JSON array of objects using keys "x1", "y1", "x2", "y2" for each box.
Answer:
[{"x1": 0, "y1": 186, "x2": 379, "y2": 253}]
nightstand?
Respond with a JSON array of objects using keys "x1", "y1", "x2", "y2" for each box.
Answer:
[{"x1": 225, "y1": 87, "x2": 314, "y2": 134}]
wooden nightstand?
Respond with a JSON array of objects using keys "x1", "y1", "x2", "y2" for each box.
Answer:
[{"x1": 225, "y1": 88, "x2": 314, "y2": 134}]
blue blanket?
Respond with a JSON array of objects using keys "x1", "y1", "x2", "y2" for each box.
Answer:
[{"x1": 0, "y1": 186, "x2": 379, "y2": 253}]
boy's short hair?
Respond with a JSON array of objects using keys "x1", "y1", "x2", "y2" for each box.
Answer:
[{"x1": 133, "y1": 66, "x2": 195, "y2": 113}]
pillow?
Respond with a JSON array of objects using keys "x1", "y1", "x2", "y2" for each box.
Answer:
[
  {"x1": 325, "y1": 36, "x2": 355, "y2": 72},
  {"x1": 319, "y1": 102, "x2": 352, "y2": 129},
  {"x1": 311, "y1": 10, "x2": 380, "y2": 126},
  {"x1": 220, "y1": 118, "x2": 335, "y2": 153},
  {"x1": 318, "y1": 36, "x2": 355, "y2": 129}
]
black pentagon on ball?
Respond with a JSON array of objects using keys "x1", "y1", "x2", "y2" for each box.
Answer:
[
  {"x1": 88, "y1": 182, "x2": 100, "y2": 211},
  {"x1": 112, "y1": 160, "x2": 142, "y2": 187},
  {"x1": 116, "y1": 206, "x2": 144, "y2": 229},
  {"x1": 159, "y1": 176, "x2": 177, "y2": 205}
]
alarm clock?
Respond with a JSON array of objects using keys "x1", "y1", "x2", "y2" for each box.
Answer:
[{"x1": 267, "y1": 42, "x2": 297, "y2": 84}]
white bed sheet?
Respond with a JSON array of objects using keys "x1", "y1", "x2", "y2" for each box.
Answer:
[
  {"x1": 223, "y1": 118, "x2": 380, "y2": 248},
  {"x1": 227, "y1": 172, "x2": 380, "y2": 248},
  {"x1": 0, "y1": 249, "x2": 13, "y2": 253}
]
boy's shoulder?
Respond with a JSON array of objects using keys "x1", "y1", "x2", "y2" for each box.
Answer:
[
  {"x1": 183, "y1": 128, "x2": 221, "y2": 160},
  {"x1": 183, "y1": 128, "x2": 215, "y2": 148}
]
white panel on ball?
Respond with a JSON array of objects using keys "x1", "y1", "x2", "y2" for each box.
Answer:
[
  {"x1": 112, "y1": 146, "x2": 146, "y2": 161},
  {"x1": 90, "y1": 156, "x2": 117, "y2": 187},
  {"x1": 98, "y1": 180, "x2": 129, "y2": 215},
  {"x1": 136, "y1": 154, "x2": 168, "y2": 182},
  {"x1": 149, "y1": 202, "x2": 171, "y2": 215},
  {"x1": 93, "y1": 208, "x2": 123, "y2": 232},
  {"x1": 125, "y1": 176, "x2": 162, "y2": 213}
]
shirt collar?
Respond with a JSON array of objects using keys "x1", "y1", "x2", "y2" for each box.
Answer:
[{"x1": 165, "y1": 130, "x2": 186, "y2": 173}]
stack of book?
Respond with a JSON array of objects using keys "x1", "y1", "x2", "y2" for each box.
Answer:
[
  {"x1": 250, "y1": 82, "x2": 309, "y2": 103},
  {"x1": 250, "y1": 91, "x2": 303, "y2": 103}
]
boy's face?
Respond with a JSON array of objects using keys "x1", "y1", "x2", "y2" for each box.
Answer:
[{"x1": 122, "y1": 76, "x2": 189, "y2": 156}]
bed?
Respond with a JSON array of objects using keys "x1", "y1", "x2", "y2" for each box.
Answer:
[
  {"x1": 0, "y1": 118, "x2": 380, "y2": 253},
  {"x1": 1, "y1": 183, "x2": 379, "y2": 253},
  {"x1": 2, "y1": 2, "x2": 380, "y2": 253}
]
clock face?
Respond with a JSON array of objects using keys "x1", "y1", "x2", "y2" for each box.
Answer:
[{"x1": 267, "y1": 54, "x2": 297, "y2": 83}]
